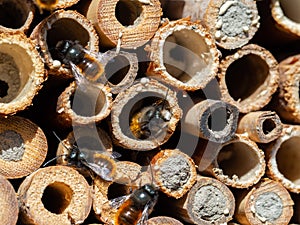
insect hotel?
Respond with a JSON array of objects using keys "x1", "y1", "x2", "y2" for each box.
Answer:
[{"x1": 0, "y1": 0, "x2": 300, "y2": 224}]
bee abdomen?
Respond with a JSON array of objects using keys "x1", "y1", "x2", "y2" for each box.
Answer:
[{"x1": 116, "y1": 204, "x2": 141, "y2": 225}]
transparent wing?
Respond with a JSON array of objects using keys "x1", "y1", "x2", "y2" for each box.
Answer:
[
  {"x1": 137, "y1": 195, "x2": 158, "y2": 225},
  {"x1": 80, "y1": 148, "x2": 118, "y2": 181},
  {"x1": 69, "y1": 62, "x2": 90, "y2": 92},
  {"x1": 109, "y1": 195, "x2": 130, "y2": 209}
]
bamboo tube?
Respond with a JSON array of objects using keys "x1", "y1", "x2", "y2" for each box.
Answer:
[
  {"x1": 199, "y1": 134, "x2": 265, "y2": 189},
  {"x1": 266, "y1": 125, "x2": 300, "y2": 193},
  {"x1": 147, "y1": 216, "x2": 184, "y2": 225},
  {"x1": 86, "y1": 0, "x2": 162, "y2": 49},
  {"x1": 150, "y1": 149, "x2": 197, "y2": 199},
  {"x1": 93, "y1": 161, "x2": 147, "y2": 223},
  {"x1": 163, "y1": 176, "x2": 235, "y2": 225},
  {"x1": 218, "y1": 44, "x2": 279, "y2": 114},
  {"x1": 237, "y1": 111, "x2": 282, "y2": 143},
  {"x1": 0, "y1": 116, "x2": 47, "y2": 179},
  {"x1": 183, "y1": 99, "x2": 239, "y2": 143},
  {"x1": 110, "y1": 78, "x2": 182, "y2": 151},
  {"x1": 56, "y1": 81, "x2": 113, "y2": 127},
  {"x1": 100, "y1": 50, "x2": 138, "y2": 94},
  {"x1": 30, "y1": 9, "x2": 99, "y2": 76},
  {"x1": 0, "y1": 0, "x2": 34, "y2": 33},
  {"x1": 0, "y1": 32, "x2": 46, "y2": 115},
  {"x1": 146, "y1": 17, "x2": 219, "y2": 91},
  {"x1": 275, "y1": 54, "x2": 300, "y2": 123},
  {"x1": 235, "y1": 179, "x2": 294, "y2": 225},
  {"x1": 33, "y1": 0, "x2": 80, "y2": 12},
  {"x1": 0, "y1": 175, "x2": 18, "y2": 225},
  {"x1": 18, "y1": 165, "x2": 92, "y2": 225}
]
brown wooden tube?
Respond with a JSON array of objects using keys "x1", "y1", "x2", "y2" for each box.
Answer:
[
  {"x1": 164, "y1": 176, "x2": 235, "y2": 225},
  {"x1": 150, "y1": 149, "x2": 197, "y2": 199},
  {"x1": 86, "y1": 0, "x2": 162, "y2": 49},
  {"x1": 92, "y1": 161, "x2": 147, "y2": 223},
  {"x1": 218, "y1": 44, "x2": 279, "y2": 113},
  {"x1": 18, "y1": 166, "x2": 92, "y2": 225},
  {"x1": 0, "y1": 175, "x2": 18, "y2": 225},
  {"x1": 33, "y1": 0, "x2": 80, "y2": 12},
  {"x1": 266, "y1": 125, "x2": 300, "y2": 193},
  {"x1": 0, "y1": 0, "x2": 34, "y2": 33},
  {"x1": 146, "y1": 17, "x2": 219, "y2": 91},
  {"x1": 183, "y1": 99, "x2": 239, "y2": 143},
  {"x1": 111, "y1": 78, "x2": 182, "y2": 151},
  {"x1": 0, "y1": 32, "x2": 46, "y2": 115},
  {"x1": 147, "y1": 216, "x2": 184, "y2": 225},
  {"x1": 235, "y1": 179, "x2": 294, "y2": 225},
  {"x1": 202, "y1": 134, "x2": 265, "y2": 188},
  {"x1": 100, "y1": 50, "x2": 138, "y2": 94},
  {"x1": 0, "y1": 116, "x2": 47, "y2": 179},
  {"x1": 30, "y1": 9, "x2": 99, "y2": 76},
  {"x1": 237, "y1": 111, "x2": 282, "y2": 143},
  {"x1": 56, "y1": 81, "x2": 113, "y2": 127},
  {"x1": 275, "y1": 54, "x2": 300, "y2": 123}
]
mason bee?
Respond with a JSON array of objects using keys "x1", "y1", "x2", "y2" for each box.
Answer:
[
  {"x1": 55, "y1": 40, "x2": 105, "y2": 87},
  {"x1": 130, "y1": 90, "x2": 172, "y2": 140},
  {"x1": 44, "y1": 132, "x2": 119, "y2": 181},
  {"x1": 111, "y1": 183, "x2": 158, "y2": 225}
]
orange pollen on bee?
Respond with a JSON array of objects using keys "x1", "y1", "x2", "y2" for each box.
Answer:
[{"x1": 35, "y1": 0, "x2": 58, "y2": 10}]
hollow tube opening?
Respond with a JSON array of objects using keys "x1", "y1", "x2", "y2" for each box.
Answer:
[
  {"x1": 276, "y1": 137, "x2": 300, "y2": 185},
  {"x1": 225, "y1": 54, "x2": 269, "y2": 102},
  {"x1": 41, "y1": 182, "x2": 73, "y2": 214},
  {"x1": 127, "y1": 95, "x2": 171, "y2": 140},
  {"x1": 46, "y1": 18, "x2": 90, "y2": 60},
  {"x1": 105, "y1": 55, "x2": 130, "y2": 85},
  {"x1": 262, "y1": 118, "x2": 276, "y2": 135},
  {"x1": 208, "y1": 108, "x2": 230, "y2": 132},
  {"x1": 217, "y1": 142, "x2": 261, "y2": 181},
  {"x1": 163, "y1": 29, "x2": 211, "y2": 83},
  {"x1": 71, "y1": 88, "x2": 106, "y2": 117},
  {"x1": 0, "y1": 0, "x2": 30, "y2": 29},
  {"x1": 0, "y1": 45, "x2": 33, "y2": 103},
  {"x1": 280, "y1": 0, "x2": 300, "y2": 23},
  {"x1": 115, "y1": 0, "x2": 143, "y2": 26}
]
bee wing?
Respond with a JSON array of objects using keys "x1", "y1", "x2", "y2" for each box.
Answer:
[
  {"x1": 109, "y1": 195, "x2": 130, "y2": 209},
  {"x1": 83, "y1": 161, "x2": 114, "y2": 181},
  {"x1": 69, "y1": 62, "x2": 90, "y2": 92},
  {"x1": 137, "y1": 196, "x2": 158, "y2": 225}
]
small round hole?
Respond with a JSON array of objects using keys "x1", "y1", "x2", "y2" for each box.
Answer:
[
  {"x1": 105, "y1": 55, "x2": 130, "y2": 85},
  {"x1": 208, "y1": 108, "x2": 230, "y2": 132},
  {"x1": 42, "y1": 182, "x2": 73, "y2": 214},
  {"x1": 225, "y1": 54, "x2": 269, "y2": 102},
  {"x1": 262, "y1": 119, "x2": 276, "y2": 135},
  {"x1": 115, "y1": 0, "x2": 143, "y2": 26},
  {"x1": 0, "y1": 80, "x2": 9, "y2": 98}
]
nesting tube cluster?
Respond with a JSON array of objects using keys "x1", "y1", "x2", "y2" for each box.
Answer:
[{"x1": 2, "y1": 0, "x2": 300, "y2": 224}]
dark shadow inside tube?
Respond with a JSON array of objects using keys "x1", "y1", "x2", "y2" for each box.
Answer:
[
  {"x1": 225, "y1": 54, "x2": 269, "y2": 102},
  {"x1": 115, "y1": 0, "x2": 143, "y2": 26}
]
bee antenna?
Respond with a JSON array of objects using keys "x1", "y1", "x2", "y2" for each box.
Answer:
[
  {"x1": 52, "y1": 131, "x2": 72, "y2": 151},
  {"x1": 161, "y1": 88, "x2": 169, "y2": 110},
  {"x1": 42, "y1": 154, "x2": 68, "y2": 167}
]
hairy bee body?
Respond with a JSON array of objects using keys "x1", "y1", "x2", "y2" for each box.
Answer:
[
  {"x1": 55, "y1": 40, "x2": 104, "y2": 83},
  {"x1": 130, "y1": 101, "x2": 172, "y2": 140},
  {"x1": 34, "y1": 0, "x2": 58, "y2": 11},
  {"x1": 114, "y1": 184, "x2": 158, "y2": 225}
]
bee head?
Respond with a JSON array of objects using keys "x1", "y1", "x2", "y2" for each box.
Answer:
[
  {"x1": 55, "y1": 40, "x2": 84, "y2": 65},
  {"x1": 143, "y1": 184, "x2": 157, "y2": 197}
]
